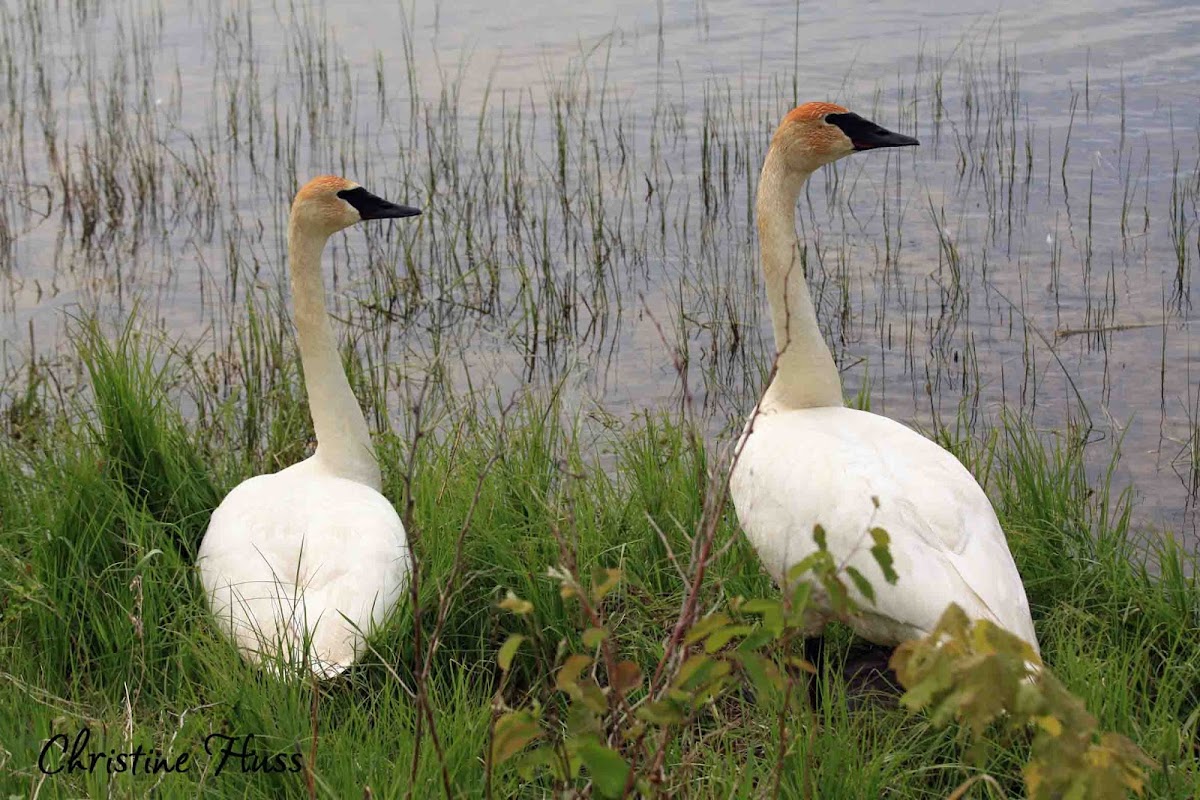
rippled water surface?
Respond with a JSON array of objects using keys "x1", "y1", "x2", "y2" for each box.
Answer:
[{"x1": 1, "y1": 0, "x2": 1197, "y2": 543}]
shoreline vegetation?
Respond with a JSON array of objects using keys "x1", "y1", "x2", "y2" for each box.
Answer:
[
  {"x1": 0, "y1": 321, "x2": 1196, "y2": 797},
  {"x1": 2, "y1": 1, "x2": 1198, "y2": 537}
]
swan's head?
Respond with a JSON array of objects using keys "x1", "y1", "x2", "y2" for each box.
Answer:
[
  {"x1": 291, "y1": 176, "x2": 421, "y2": 236},
  {"x1": 771, "y1": 102, "x2": 918, "y2": 172}
]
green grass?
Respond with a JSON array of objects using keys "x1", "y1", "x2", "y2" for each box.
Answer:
[{"x1": 0, "y1": 322, "x2": 1196, "y2": 798}]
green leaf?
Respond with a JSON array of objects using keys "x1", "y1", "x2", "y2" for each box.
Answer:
[
  {"x1": 821, "y1": 571, "x2": 853, "y2": 615},
  {"x1": 577, "y1": 741, "x2": 630, "y2": 799},
  {"x1": 740, "y1": 598, "x2": 783, "y2": 635},
  {"x1": 739, "y1": 599, "x2": 780, "y2": 615},
  {"x1": 491, "y1": 711, "x2": 540, "y2": 765},
  {"x1": 735, "y1": 627, "x2": 776, "y2": 653},
  {"x1": 513, "y1": 744, "x2": 557, "y2": 780},
  {"x1": 590, "y1": 567, "x2": 622, "y2": 603},
  {"x1": 787, "y1": 552, "x2": 828, "y2": 582},
  {"x1": 1034, "y1": 715, "x2": 1063, "y2": 736},
  {"x1": 582, "y1": 627, "x2": 608, "y2": 648},
  {"x1": 737, "y1": 652, "x2": 784, "y2": 699},
  {"x1": 556, "y1": 654, "x2": 592, "y2": 694},
  {"x1": 845, "y1": 566, "x2": 876, "y2": 605},
  {"x1": 869, "y1": 527, "x2": 899, "y2": 585},
  {"x1": 620, "y1": 720, "x2": 646, "y2": 742},
  {"x1": 498, "y1": 634, "x2": 526, "y2": 672},
  {"x1": 566, "y1": 702, "x2": 603, "y2": 737},
  {"x1": 673, "y1": 654, "x2": 732, "y2": 697},
  {"x1": 673, "y1": 653, "x2": 715, "y2": 690},
  {"x1": 694, "y1": 669, "x2": 734, "y2": 704},
  {"x1": 786, "y1": 581, "x2": 813, "y2": 626},
  {"x1": 498, "y1": 591, "x2": 533, "y2": 615},
  {"x1": 684, "y1": 612, "x2": 731, "y2": 645},
  {"x1": 636, "y1": 699, "x2": 683, "y2": 725},
  {"x1": 704, "y1": 624, "x2": 754, "y2": 653},
  {"x1": 578, "y1": 680, "x2": 608, "y2": 714},
  {"x1": 1015, "y1": 681, "x2": 1046, "y2": 716},
  {"x1": 812, "y1": 524, "x2": 828, "y2": 551}
]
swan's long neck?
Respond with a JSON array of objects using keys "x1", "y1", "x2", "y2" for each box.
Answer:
[
  {"x1": 756, "y1": 147, "x2": 843, "y2": 409},
  {"x1": 287, "y1": 220, "x2": 382, "y2": 489}
]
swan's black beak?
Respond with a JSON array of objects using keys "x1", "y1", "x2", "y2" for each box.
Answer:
[
  {"x1": 826, "y1": 112, "x2": 919, "y2": 151},
  {"x1": 338, "y1": 186, "x2": 422, "y2": 220}
]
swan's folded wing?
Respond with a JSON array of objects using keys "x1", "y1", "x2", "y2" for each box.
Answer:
[{"x1": 732, "y1": 407, "x2": 1037, "y2": 650}]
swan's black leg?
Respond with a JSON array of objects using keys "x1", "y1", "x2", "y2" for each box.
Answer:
[{"x1": 802, "y1": 634, "x2": 826, "y2": 708}]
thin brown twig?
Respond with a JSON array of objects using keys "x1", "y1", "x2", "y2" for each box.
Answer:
[{"x1": 400, "y1": 377, "x2": 433, "y2": 798}]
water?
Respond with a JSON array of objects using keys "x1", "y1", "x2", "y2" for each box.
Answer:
[{"x1": 1, "y1": 0, "x2": 1197, "y2": 545}]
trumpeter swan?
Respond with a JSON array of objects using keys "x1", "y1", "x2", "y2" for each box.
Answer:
[
  {"x1": 198, "y1": 176, "x2": 419, "y2": 678},
  {"x1": 729, "y1": 103, "x2": 1039, "y2": 653}
]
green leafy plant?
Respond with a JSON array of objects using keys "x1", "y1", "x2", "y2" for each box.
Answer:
[
  {"x1": 490, "y1": 517, "x2": 1156, "y2": 799},
  {"x1": 486, "y1": 524, "x2": 899, "y2": 797},
  {"x1": 891, "y1": 603, "x2": 1153, "y2": 800}
]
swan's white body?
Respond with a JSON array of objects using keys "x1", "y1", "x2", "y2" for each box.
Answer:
[
  {"x1": 730, "y1": 103, "x2": 1038, "y2": 652},
  {"x1": 199, "y1": 459, "x2": 409, "y2": 677},
  {"x1": 732, "y1": 407, "x2": 1037, "y2": 647},
  {"x1": 198, "y1": 176, "x2": 417, "y2": 678}
]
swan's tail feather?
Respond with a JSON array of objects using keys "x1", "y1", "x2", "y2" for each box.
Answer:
[{"x1": 211, "y1": 580, "x2": 362, "y2": 681}]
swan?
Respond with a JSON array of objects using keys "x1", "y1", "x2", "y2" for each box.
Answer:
[
  {"x1": 729, "y1": 103, "x2": 1039, "y2": 654},
  {"x1": 198, "y1": 176, "x2": 419, "y2": 678}
]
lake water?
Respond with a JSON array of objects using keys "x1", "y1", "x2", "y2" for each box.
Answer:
[{"x1": 1, "y1": 0, "x2": 1197, "y2": 546}]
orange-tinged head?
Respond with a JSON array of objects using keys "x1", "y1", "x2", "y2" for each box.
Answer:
[
  {"x1": 290, "y1": 175, "x2": 421, "y2": 235},
  {"x1": 783, "y1": 101, "x2": 851, "y2": 124},
  {"x1": 770, "y1": 102, "x2": 918, "y2": 172}
]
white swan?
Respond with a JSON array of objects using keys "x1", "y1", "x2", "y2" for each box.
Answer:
[
  {"x1": 198, "y1": 176, "x2": 419, "y2": 678},
  {"x1": 730, "y1": 103, "x2": 1039, "y2": 653}
]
